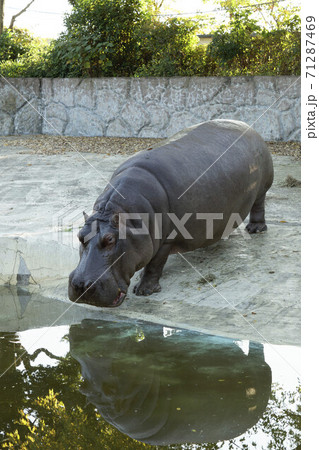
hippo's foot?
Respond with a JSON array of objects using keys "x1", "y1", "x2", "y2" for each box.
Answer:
[
  {"x1": 246, "y1": 222, "x2": 267, "y2": 233},
  {"x1": 133, "y1": 278, "x2": 161, "y2": 296},
  {"x1": 247, "y1": 194, "x2": 268, "y2": 234},
  {"x1": 133, "y1": 244, "x2": 170, "y2": 296}
]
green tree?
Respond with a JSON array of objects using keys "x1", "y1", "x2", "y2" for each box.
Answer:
[
  {"x1": 44, "y1": 0, "x2": 214, "y2": 78},
  {"x1": 135, "y1": 17, "x2": 204, "y2": 77},
  {"x1": 207, "y1": 2, "x2": 300, "y2": 75},
  {"x1": 0, "y1": 27, "x2": 34, "y2": 61},
  {"x1": 45, "y1": 0, "x2": 153, "y2": 77},
  {"x1": 0, "y1": 0, "x2": 300, "y2": 77},
  {"x1": 0, "y1": 29, "x2": 49, "y2": 77},
  {"x1": 208, "y1": 9, "x2": 261, "y2": 67}
]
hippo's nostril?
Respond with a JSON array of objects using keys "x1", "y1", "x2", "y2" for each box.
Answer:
[
  {"x1": 71, "y1": 278, "x2": 84, "y2": 291},
  {"x1": 84, "y1": 281, "x2": 95, "y2": 292}
]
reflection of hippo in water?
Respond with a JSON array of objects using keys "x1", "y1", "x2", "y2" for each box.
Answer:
[
  {"x1": 68, "y1": 120, "x2": 273, "y2": 307},
  {"x1": 70, "y1": 320, "x2": 272, "y2": 445}
]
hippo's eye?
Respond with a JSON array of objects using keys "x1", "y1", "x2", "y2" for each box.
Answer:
[
  {"x1": 78, "y1": 233, "x2": 86, "y2": 246},
  {"x1": 101, "y1": 233, "x2": 116, "y2": 248}
]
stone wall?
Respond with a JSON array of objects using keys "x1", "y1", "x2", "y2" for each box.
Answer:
[{"x1": 0, "y1": 76, "x2": 301, "y2": 140}]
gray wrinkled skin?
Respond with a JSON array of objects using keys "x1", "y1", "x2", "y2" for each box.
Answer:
[{"x1": 68, "y1": 120, "x2": 273, "y2": 307}]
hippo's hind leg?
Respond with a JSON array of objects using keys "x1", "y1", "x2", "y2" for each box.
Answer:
[
  {"x1": 246, "y1": 194, "x2": 268, "y2": 234},
  {"x1": 133, "y1": 244, "x2": 171, "y2": 296}
]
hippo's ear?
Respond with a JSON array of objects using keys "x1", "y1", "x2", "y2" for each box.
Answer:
[
  {"x1": 83, "y1": 211, "x2": 89, "y2": 222},
  {"x1": 111, "y1": 213, "x2": 119, "y2": 228}
]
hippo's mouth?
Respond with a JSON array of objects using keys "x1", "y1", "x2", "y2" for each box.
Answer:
[
  {"x1": 72, "y1": 290, "x2": 126, "y2": 308},
  {"x1": 111, "y1": 291, "x2": 126, "y2": 307}
]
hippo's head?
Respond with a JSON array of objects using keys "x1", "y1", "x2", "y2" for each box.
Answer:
[{"x1": 68, "y1": 211, "x2": 153, "y2": 307}]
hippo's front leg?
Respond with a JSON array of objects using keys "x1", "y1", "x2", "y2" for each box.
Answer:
[{"x1": 133, "y1": 244, "x2": 171, "y2": 296}]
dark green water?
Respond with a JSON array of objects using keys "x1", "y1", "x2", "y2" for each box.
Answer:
[{"x1": 0, "y1": 288, "x2": 300, "y2": 449}]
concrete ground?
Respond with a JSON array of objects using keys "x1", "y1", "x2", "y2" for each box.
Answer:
[{"x1": 0, "y1": 141, "x2": 300, "y2": 345}]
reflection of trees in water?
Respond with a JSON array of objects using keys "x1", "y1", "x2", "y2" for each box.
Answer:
[
  {"x1": 0, "y1": 333, "x2": 26, "y2": 438},
  {"x1": 1, "y1": 384, "x2": 301, "y2": 449},
  {"x1": 2, "y1": 390, "x2": 151, "y2": 450},
  {"x1": 255, "y1": 381, "x2": 301, "y2": 450},
  {"x1": 0, "y1": 328, "x2": 300, "y2": 449},
  {"x1": 0, "y1": 332, "x2": 82, "y2": 443},
  {"x1": 0, "y1": 331, "x2": 155, "y2": 449}
]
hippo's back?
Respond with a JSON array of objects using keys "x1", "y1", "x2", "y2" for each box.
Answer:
[{"x1": 112, "y1": 120, "x2": 273, "y2": 215}]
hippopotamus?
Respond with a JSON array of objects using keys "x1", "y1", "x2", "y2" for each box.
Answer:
[
  {"x1": 68, "y1": 119, "x2": 273, "y2": 307},
  {"x1": 69, "y1": 319, "x2": 271, "y2": 445}
]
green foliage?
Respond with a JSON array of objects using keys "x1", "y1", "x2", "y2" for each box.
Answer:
[
  {"x1": 0, "y1": 41, "x2": 49, "y2": 77},
  {"x1": 135, "y1": 17, "x2": 203, "y2": 77},
  {"x1": 44, "y1": 0, "x2": 152, "y2": 77},
  {"x1": 207, "y1": 4, "x2": 300, "y2": 75},
  {"x1": 209, "y1": 10, "x2": 261, "y2": 64},
  {"x1": 0, "y1": 28, "x2": 34, "y2": 61},
  {"x1": 42, "y1": 1, "x2": 213, "y2": 78},
  {"x1": 0, "y1": 28, "x2": 49, "y2": 77},
  {"x1": 0, "y1": 0, "x2": 300, "y2": 77}
]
